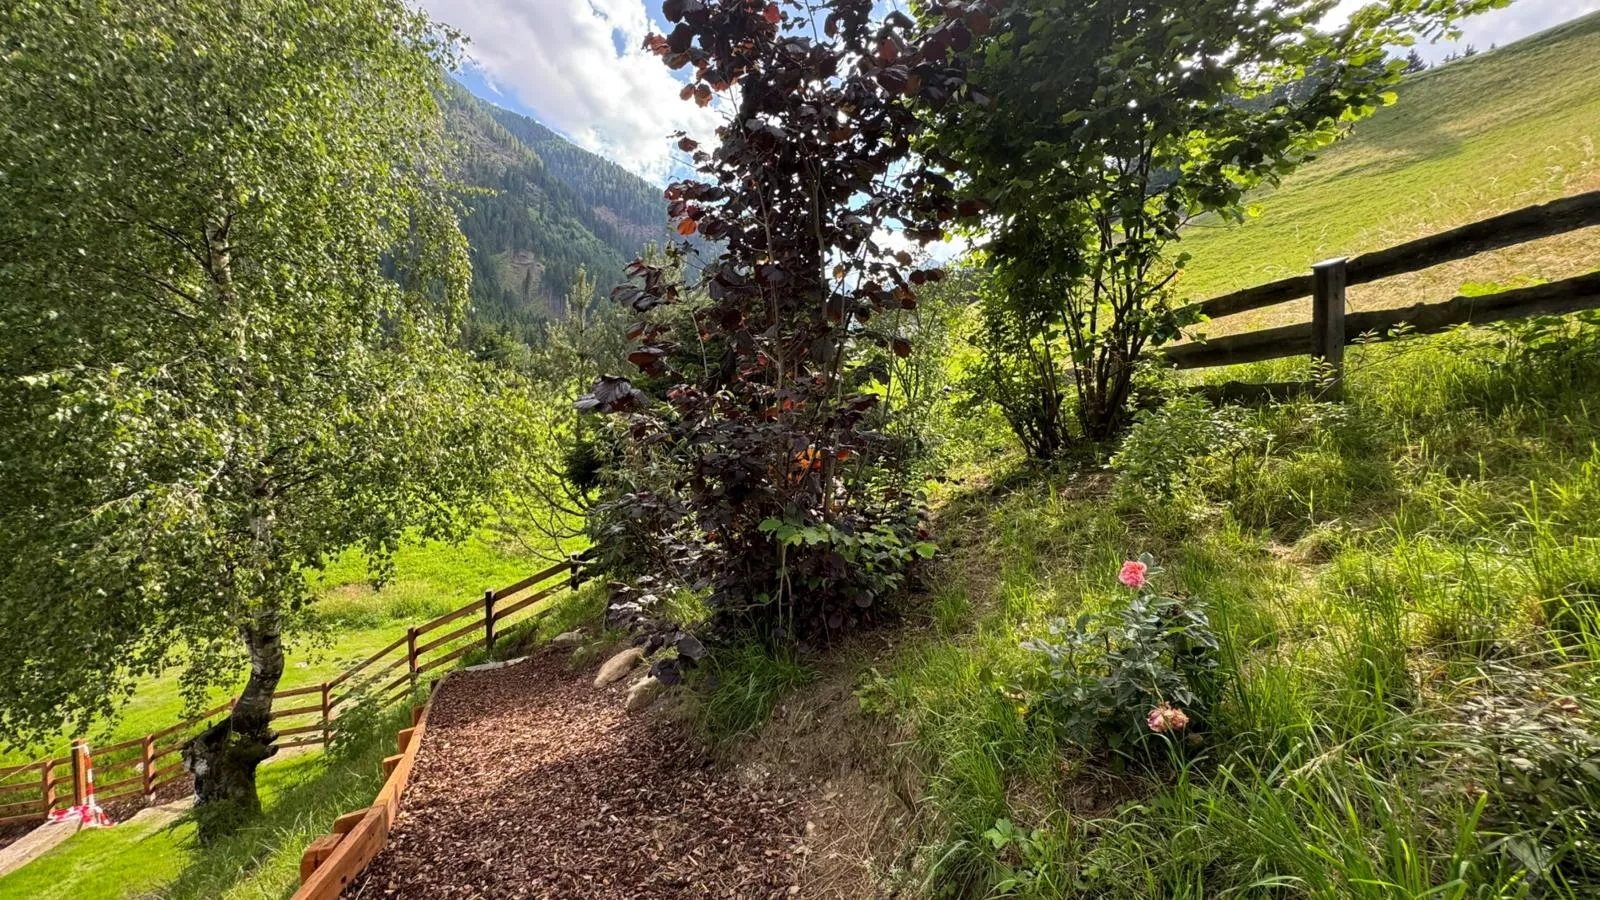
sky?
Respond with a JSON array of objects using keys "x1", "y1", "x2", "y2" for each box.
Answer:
[{"x1": 425, "y1": 0, "x2": 1599, "y2": 187}]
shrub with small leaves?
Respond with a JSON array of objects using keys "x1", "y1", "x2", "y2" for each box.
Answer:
[{"x1": 1111, "y1": 393, "x2": 1264, "y2": 503}]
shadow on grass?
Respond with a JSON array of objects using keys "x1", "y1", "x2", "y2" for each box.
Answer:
[{"x1": 157, "y1": 703, "x2": 412, "y2": 900}]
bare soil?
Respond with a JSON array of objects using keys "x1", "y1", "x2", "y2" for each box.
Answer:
[{"x1": 345, "y1": 652, "x2": 807, "y2": 899}]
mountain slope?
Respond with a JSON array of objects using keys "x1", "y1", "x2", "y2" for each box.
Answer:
[
  {"x1": 1176, "y1": 11, "x2": 1600, "y2": 335},
  {"x1": 442, "y1": 85, "x2": 667, "y2": 340}
]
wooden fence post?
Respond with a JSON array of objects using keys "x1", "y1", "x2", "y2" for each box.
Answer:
[
  {"x1": 141, "y1": 734, "x2": 155, "y2": 798},
  {"x1": 483, "y1": 589, "x2": 497, "y2": 652},
  {"x1": 406, "y1": 627, "x2": 419, "y2": 692},
  {"x1": 320, "y1": 681, "x2": 333, "y2": 747},
  {"x1": 1311, "y1": 257, "x2": 1348, "y2": 399},
  {"x1": 69, "y1": 740, "x2": 88, "y2": 808},
  {"x1": 40, "y1": 758, "x2": 55, "y2": 816}
]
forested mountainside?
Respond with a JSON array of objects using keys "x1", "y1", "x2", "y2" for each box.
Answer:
[{"x1": 443, "y1": 84, "x2": 666, "y2": 341}]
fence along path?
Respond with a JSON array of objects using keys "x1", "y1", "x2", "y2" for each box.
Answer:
[
  {"x1": 1164, "y1": 190, "x2": 1600, "y2": 400},
  {"x1": 0, "y1": 555, "x2": 588, "y2": 831}
]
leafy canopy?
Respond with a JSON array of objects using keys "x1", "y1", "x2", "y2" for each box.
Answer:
[
  {"x1": 925, "y1": 0, "x2": 1507, "y2": 448},
  {"x1": 583, "y1": 0, "x2": 984, "y2": 666},
  {"x1": 0, "y1": 0, "x2": 505, "y2": 744}
]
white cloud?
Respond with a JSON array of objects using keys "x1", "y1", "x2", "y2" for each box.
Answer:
[
  {"x1": 1328, "y1": 0, "x2": 1599, "y2": 63},
  {"x1": 422, "y1": 0, "x2": 723, "y2": 184}
]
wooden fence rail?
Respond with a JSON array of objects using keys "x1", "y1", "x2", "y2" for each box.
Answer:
[
  {"x1": 0, "y1": 554, "x2": 588, "y2": 830},
  {"x1": 1165, "y1": 190, "x2": 1600, "y2": 398}
]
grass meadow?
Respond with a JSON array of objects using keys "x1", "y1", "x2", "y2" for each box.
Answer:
[
  {"x1": 1175, "y1": 12, "x2": 1600, "y2": 336},
  {"x1": 0, "y1": 525, "x2": 584, "y2": 899},
  {"x1": 850, "y1": 320, "x2": 1600, "y2": 897}
]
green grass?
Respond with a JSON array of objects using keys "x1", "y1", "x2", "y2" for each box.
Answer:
[
  {"x1": 848, "y1": 322, "x2": 1600, "y2": 898},
  {"x1": 0, "y1": 703, "x2": 412, "y2": 900},
  {"x1": 1176, "y1": 12, "x2": 1600, "y2": 335},
  {"x1": 0, "y1": 527, "x2": 560, "y2": 767}
]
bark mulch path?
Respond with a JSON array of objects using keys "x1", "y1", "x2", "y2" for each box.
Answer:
[{"x1": 345, "y1": 652, "x2": 807, "y2": 899}]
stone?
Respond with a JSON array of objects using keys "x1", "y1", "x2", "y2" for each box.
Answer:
[
  {"x1": 549, "y1": 630, "x2": 585, "y2": 648},
  {"x1": 593, "y1": 647, "x2": 644, "y2": 687},
  {"x1": 625, "y1": 676, "x2": 664, "y2": 712}
]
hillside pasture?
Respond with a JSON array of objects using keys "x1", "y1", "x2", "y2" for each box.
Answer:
[{"x1": 1177, "y1": 13, "x2": 1600, "y2": 338}]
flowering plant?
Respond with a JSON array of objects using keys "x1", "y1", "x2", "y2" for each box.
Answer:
[{"x1": 1020, "y1": 554, "x2": 1220, "y2": 757}]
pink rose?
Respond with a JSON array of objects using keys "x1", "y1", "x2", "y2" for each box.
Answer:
[
  {"x1": 1119, "y1": 560, "x2": 1148, "y2": 589},
  {"x1": 1147, "y1": 703, "x2": 1190, "y2": 733}
]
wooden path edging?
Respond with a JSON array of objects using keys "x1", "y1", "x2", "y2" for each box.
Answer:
[{"x1": 293, "y1": 678, "x2": 441, "y2": 900}]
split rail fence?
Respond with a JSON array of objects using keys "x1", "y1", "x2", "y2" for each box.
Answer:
[
  {"x1": 0, "y1": 554, "x2": 589, "y2": 830},
  {"x1": 1162, "y1": 190, "x2": 1600, "y2": 401}
]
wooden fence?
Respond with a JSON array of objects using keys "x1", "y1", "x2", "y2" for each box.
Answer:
[
  {"x1": 0, "y1": 554, "x2": 588, "y2": 831},
  {"x1": 1163, "y1": 190, "x2": 1600, "y2": 401}
]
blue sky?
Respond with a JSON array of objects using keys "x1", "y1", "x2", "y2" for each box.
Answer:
[{"x1": 427, "y1": 0, "x2": 1599, "y2": 186}]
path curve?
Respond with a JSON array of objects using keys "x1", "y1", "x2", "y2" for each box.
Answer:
[{"x1": 345, "y1": 652, "x2": 805, "y2": 898}]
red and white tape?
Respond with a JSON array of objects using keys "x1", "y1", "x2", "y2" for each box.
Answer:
[{"x1": 47, "y1": 744, "x2": 114, "y2": 828}]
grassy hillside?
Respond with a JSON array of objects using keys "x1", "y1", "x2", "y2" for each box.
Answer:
[{"x1": 1177, "y1": 12, "x2": 1600, "y2": 336}]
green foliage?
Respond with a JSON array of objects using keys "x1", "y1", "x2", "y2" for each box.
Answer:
[
  {"x1": 926, "y1": 0, "x2": 1506, "y2": 449},
  {"x1": 0, "y1": 702, "x2": 413, "y2": 900},
  {"x1": 688, "y1": 642, "x2": 817, "y2": 756},
  {"x1": 1111, "y1": 393, "x2": 1264, "y2": 505},
  {"x1": 0, "y1": 0, "x2": 508, "y2": 760},
  {"x1": 445, "y1": 85, "x2": 668, "y2": 343},
  {"x1": 868, "y1": 316, "x2": 1600, "y2": 896},
  {"x1": 1020, "y1": 557, "x2": 1221, "y2": 757}
]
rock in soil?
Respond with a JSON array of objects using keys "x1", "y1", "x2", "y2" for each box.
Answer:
[
  {"x1": 625, "y1": 675, "x2": 664, "y2": 712},
  {"x1": 346, "y1": 653, "x2": 804, "y2": 898},
  {"x1": 549, "y1": 630, "x2": 585, "y2": 648},
  {"x1": 593, "y1": 646, "x2": 644, "y2": 687}
]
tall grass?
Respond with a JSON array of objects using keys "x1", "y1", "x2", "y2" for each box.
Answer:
[{"x1": 862, "y1": 323, "x2": 1600, "y2": 898}]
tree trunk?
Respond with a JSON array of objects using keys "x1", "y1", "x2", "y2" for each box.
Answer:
[{"x1": 183, "y1": 606, "x2": 282, "y2": 842}]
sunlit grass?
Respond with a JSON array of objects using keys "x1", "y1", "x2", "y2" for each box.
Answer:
[{"x1": 1176, "y1": 13, "x2": 1600, "y2": 336}]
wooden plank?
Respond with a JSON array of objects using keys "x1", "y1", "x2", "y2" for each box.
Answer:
[
  {"x1": 293, "y1": 678, "x2": 439, "y2": 900},
  {"x1": 149, "y1": 770, "x2": 190, "y2": 793},
  {"x1": 333, "y1": 808, "x2": 368, "y2": 835},
  {"x1": 416, "y1": 640, "x2": 482, "y2": 676},
  {"x1": 271, "y1": 703, "x2": 324, "y2": 721},
  {"x1": 151, "y1": 739, "x2": 188, "y2": 762},
  {"x1": 490, "y1": 560, "x2": 572, "y2": 601},
  {"x1": 0, "y1": 760, "x2": 47, "y2": 779},
  {"x1": 272, "y1": 737, "x2": 326, "y2": 752},
  {"x1": 1341, "y1": 190, "x2": 1600, "y2": 289},
  {"x1": 299, "y1": 832, "x2": 345, "y2": 882},
  {"x1": 149, "y1": 763, "x2": 186, "y2": 784},
  {"x1": 1168, "y1": 271, "x2": 1600, "y2": 371},
  {"x1": 1163, "y1": 321, "x2": 1312, "y2": 370},
  {"x1": 1191, "y1": 273, "x2": 1312, "y2": 321},
  {"x1": 0, "y1": 779, "x2": 40, "y2": 796},
  {"x1": 1312, "y1": 258, "x2": 1347, "y2": 398},
  {"x1": 413, "y1": 598, "x2": 483, "y2": 636},
  {"x1": 1344, "y1": 271, "x2": 1600, "y2": 340},
  {"x1": 331, "y1": 653, "x2": 410, "y2": 707},
  {"x1": 0, "y1": 813, "x2": 44, "y2": 827},
  {"x1": 91, "y1": 734, "x2": 148, "y2": 756},
  {"x1": 327, "y1": 635, "x2": 408, "y2": 691},
  {"x1": 97, "y1": 773, "x2": 145, "y2": 793},
  {"x1": 1189, "y1": 190, "x2": 1600, "y2": 321},
  {"x1": 275, "y1": 722, "x2": 326, "y2": 738},
  {"x1": 96, "y1": 786, "x2": 146, "y2": 805},
  {"x1": 0, "y1": 798, "x2": 42, "y2": 816},
  {"x1": 413, "y1": 618, "x2": 484, "y2": 657},
  {"x1": 396, "y1": 728, "x2": 415, "y2": 754},
  {"x1": 491, "y1": 583, "x2": 562, "y2": 622},
  {"x1": 274, "y1": 684, "x2": 326, "y2": 699}
]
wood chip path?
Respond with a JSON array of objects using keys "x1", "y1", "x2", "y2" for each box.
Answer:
[{"x1": 345, "y1": 652, "x2": 806, "y2": 899}]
